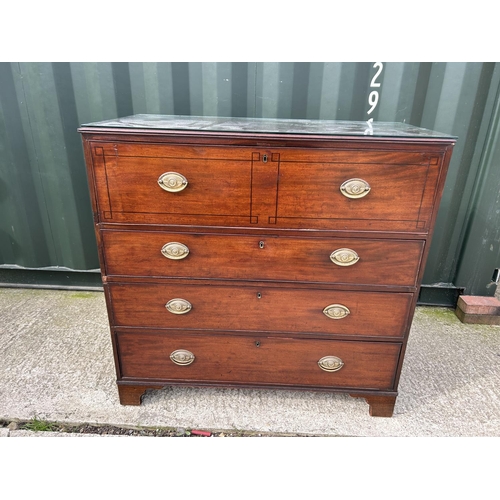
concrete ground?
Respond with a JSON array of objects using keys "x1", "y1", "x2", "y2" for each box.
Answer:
[{"x1": 1, "y1": 287, "x2": 499, "y2": 437}]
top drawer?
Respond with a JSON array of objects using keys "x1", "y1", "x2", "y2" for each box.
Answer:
[
  {"x1": 91, "y1": 143, "x2": 253, "y2": 226},
  {"x1": 90, "y1": 142, "x2": 443, "y2": 232}
]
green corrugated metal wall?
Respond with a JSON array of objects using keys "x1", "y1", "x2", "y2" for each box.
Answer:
[{"x1": 1, "y1": 62, "x2": 499, "y2": 301}]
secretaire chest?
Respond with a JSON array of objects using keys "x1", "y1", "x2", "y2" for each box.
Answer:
[{"x1": 79, "y1": 115, "x2": 455, "y2": 417}]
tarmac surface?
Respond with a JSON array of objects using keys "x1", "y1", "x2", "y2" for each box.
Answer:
[{"x1": 1, "y1": 287, "x2": 499, "y2": 437}]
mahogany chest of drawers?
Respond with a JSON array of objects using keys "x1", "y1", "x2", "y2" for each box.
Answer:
[{"x1": 79, "y1": 115, "x2": 455, "y2": 417}]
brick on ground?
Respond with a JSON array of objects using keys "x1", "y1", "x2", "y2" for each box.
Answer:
[{"x1": 455, "y1": 295, "x2": 500, "y2": 325}]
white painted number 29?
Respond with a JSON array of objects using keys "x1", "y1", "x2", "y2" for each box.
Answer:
[
  {"x1": 367, "y1": 62, "x2": 383, "y2": 115},
  {"x1": 365, "y1": 62, "x2": 383, "y2": 134}
]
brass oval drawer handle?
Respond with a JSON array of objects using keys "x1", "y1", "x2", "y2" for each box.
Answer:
[
  {"x1": 165, "y1": 298, "x2": 192, "y2": 314},
  {"x1": 158, "y1": 172, "x2": 188, "y2": 192},
  {"x1": 170, "y1": 349, "x2": 195, "y2": 366},
  {"x1": 318, "y1": 355, "x2": 344, "y2": 372},
  {"x1": 161, "y1": 242, "x2": 190, "y2": 260},
  {"x1": 323, "y1": 304, "x2": 350, "y2": 319},
  {"x1": 330, "y1": 248, "x2": 359, "y2": 266},
  {"x1": 340, "y1": 178, "x2": 371, "y2": 199}
]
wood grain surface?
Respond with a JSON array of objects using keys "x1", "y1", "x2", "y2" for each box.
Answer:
[
  {"x1": 108, "y1": 282, "x2": 412, "y2": 337},
  {"x1": 116, "y1": 330, "x2": 401, "y2": 389},
  {"x1": 102, "y1": 230, "x2": 424, "y2": 286}
]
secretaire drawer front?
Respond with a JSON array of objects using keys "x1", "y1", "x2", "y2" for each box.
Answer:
[
  {"x1": 117, "y1": 331, "x2": 401, "y2": 390},
  {"x1": 109, "y1": 283, "x2": 412, "y2": 337},
  {"x1": 91, "y1": 143, "x2": 253, "y2": 225},
  {"x1": 103, "y1": 230, "x2": 424, "y2": 286},
  {"x1": 274, "y1": 154, "x2": 440, "y2": 231}
]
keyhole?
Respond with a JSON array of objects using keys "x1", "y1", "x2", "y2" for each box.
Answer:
[
  {"x1": 257, "y1": 292, "x2": 262, "y2": 299},
  {"x1": 255, "y1": 341, "x2": 261, "y2": 347},
  {"x1": 263, "y1": 154, "x2": 268, "y2": 163},
  {"x1": 259, "y1": 241, "x2": 265, "y2": 249}
]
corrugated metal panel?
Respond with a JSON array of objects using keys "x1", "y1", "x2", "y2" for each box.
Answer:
[
  {"x1": 453, "y1": 76, "x2": 500, "y2": 296},
  {"x1": 0, "y1": 62, "x2": 98, "y2": 271},
  {"x1": 1, "y1": 62, "x2": 499, "y2": 298}
]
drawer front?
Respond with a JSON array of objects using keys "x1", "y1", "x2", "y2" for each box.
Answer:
[
  {"x1": 91, "y1": 143, "x2": 441, "y2": 231},
  {"x1": 116, "y1": 331, "x2": 401, "y2": 390},
  {"x1": 109, "y1": 283, "x2": 412, "y2": 337},
  {"x1": 91, "y1": 144, "x2": 253, "y2": 225},
  {"x1": 103, "y1": 230, "x2": 424, "y2": 287},
  {"x1": 274, "y1": 157, "x2": 440, "y2": 231}
]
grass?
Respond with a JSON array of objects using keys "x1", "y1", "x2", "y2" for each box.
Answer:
[
  {"x1": 22, "y1": 418, "x2": 57, "y2": 432},
  {"x1": 69, "y1": 292, "x2": 95, "y2": 299}
]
